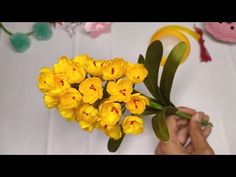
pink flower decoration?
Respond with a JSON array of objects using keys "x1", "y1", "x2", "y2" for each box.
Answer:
[{"x1": 82, "y1": 22, "x2": 112, "y2": 38}]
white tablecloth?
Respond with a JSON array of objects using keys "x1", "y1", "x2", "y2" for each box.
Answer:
[{"x1": 0, "y1": 22, "x2": 235, "y2": 154}]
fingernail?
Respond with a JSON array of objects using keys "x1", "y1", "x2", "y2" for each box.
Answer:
[{"x1": 193, "y1": 113, "x2": 201, "y2": 123}]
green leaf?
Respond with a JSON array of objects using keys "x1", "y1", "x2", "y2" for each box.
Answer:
[
  {"x1": 145, "y1": 40, "x2": 162, "y2": 86},
  {"x1": 138, "y1": 54, "x2": 145, "y2": 64},
  {"x1": 160, "y1": 42, "x2": 187, "y2": 105},
  {"x1": 143, "y1": 41, "x2": 166, "y2": 105},
  {"x1": 140, "y1": 108, "x2": 160, "y2": 116},
  {"x1": 152, "y1": 106, "x2": 176, "y2": 142},
  {"x1": 152, "y1": 110, "x2": 169, "y2": 142},
  {"x1": 107, "y1": 133, "x2": 125, "y2": 152}
]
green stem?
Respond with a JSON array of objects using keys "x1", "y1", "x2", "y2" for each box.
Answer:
[
  {"x1": 175, "y1": 111, "x2": 192, "y2": 120},
  {"x1": 121, "y1": 105, "x2": 126, "y2": 113},
  {"x1": 0, "y1": 22, "x2": 13, "y2": 35},
  {"x1": 148, "y1": 100, "x2": 213, "y2": 127},
  {"x1": 149, "y1": 100, "x2": 163, "y2": 110}
]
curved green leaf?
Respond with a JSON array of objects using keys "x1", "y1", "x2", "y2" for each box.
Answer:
[
  {"x1": 160, "y1": 42, "x2": 187, "y2": 105},
  {"x1": 107, "y1": 133, "x2": 125, "y2": 152},
  {"x1": 143, "y1": 41, "x2": 166, "y2": 105},
  {"x1": 152, "y1": 106, "x2": 176, "y2": 142}
]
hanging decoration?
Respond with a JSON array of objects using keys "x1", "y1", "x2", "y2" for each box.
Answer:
[{"x1": 0, "y1": 22, "x2": 53, "y2": 53}]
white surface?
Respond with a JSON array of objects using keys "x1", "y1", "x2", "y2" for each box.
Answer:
[{"x1": 0, "y1": 22, "x2": 235, "y2": 154}]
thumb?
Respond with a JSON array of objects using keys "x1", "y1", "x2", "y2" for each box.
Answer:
[{"x1": 189, "y1": 112, "x2": 212, "y2": 153}]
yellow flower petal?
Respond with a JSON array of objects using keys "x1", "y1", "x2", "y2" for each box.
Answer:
[
  {"x1": 58, "y1": 88, "x2": 82, "y2": 109},
  {"x1": 37, "y1": 67, "x2": 70, "y2": 97},
  {"x1": 38, "y1": 67, "x2": 54, "y2": 93},
  {"x1": 106, "y1": 79, "x2": 133, "y2": 103},
  {"x1": 98, "y1": 100, "x2": 122, "y2": 126},
  {"x1": 58, "y1": 107, "x2": 76, "y2": 122},
  {"x1": 107, "y1": 124, "x2": 122, "y2": 140},
  {"x1": 106, "y1": 81, "x2": 117, "y2": 96},
  {"x1": 44, "y1": 95, "x2": 59, "y2": 108},
  {"x1": 97, "y1": 123, "x2": 122, "y2": 140},
  {"x1": 75, "y1": 104, "x2": 99, "y2": 124},
  {"x1": 122, "y1": 116, "x2": 144, "y2": 135},
  {"x1": 73, "y1": 54, "x2": 90, "y2": 67},
  {"x1": 125, "y1": 93, "x2": 149, "y2": 114},
  {"x1": 53, "y1": 56, "x2": 86, "y2": 84},
  {"x1": 75, "y1": 104, "x2": 99, "y2": 132},
  {"x1": 102, "y1": 58, "x2": 126, "y2": 81},
  {"x1": 126, "y1": 63, "x2": 148, "y2": 84},
  {"x1": 79, "y1": 77, "x2": 103, "y2": 104},
  {"x1": 84, "y1": 58, "x2": 105, "y2": 76},
  {"x1": 78, "y1": 120, "x2": 95, "y2": 132}
]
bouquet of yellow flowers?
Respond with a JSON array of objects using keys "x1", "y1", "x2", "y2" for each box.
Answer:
[{"x1": 37, "y1": 40, "x2": 212, "y2": 152}]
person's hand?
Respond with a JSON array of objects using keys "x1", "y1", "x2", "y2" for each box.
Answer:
[{"x1": 155, "y1": 107, "x2": 214, "y2": 155}]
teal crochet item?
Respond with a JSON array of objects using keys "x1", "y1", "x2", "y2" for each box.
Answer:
[
  {"x1": 0, "y1": 22, "x2": 53, "y2": 53},
  {"x1": 10, "y1": 33, "x2": 31, "y2": 53},
  {"x1": 33, "y1": 22, "x2": 53, "y2": 40}
]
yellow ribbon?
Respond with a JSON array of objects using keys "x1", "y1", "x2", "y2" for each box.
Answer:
[{"x1": 150, "y1": 25, "x2": 201, "y2": 66}]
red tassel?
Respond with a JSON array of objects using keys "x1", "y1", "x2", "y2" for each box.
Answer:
[{"x1": 194, "y1": 26, "x2": 212, "y2": 62}]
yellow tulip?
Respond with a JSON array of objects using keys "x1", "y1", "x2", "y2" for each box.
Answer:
[
  {"x1": 75, "y1": 104, "x2": 99, "y2": 132},
  {"x1": 97, "y1": 123, "x2": 122, "y2": 140},
  {"x1": 122, "y1": 116, "x2": 144, "y2": 135},
  {"x1": 79, "y1": 77, "x2": 103, "y2": 104},
  {"x1": 76, "y1": 104, "x2": 99, "y2": 123},
  {"x1": 102, "y1": 58, "x2": 126, "y2": 81},
  {"x1": 107, "y1": 124, "x2": 122, "y2": 140},
  {"x1": 126, "y1": 63, "x2": 148, "y2": 84},
  {"x1": 53, "y1": 56, "x2": 86, "y2": 84},
  {"x1": 58, "y1": 107, "x2": 76, "y2": 122},
  {"x1": 49, "y1": 74, "x2": 71, "y2": 96},
  {"x1": 38, "y1": 67, "x2": 54, "y2": 93},
  {"x1": 98, "y1": 100, "x2": 122, "y2": 126},
  {"x1": 73, "y1": 54, "x2": 90, "y2": 67},
  {"x1": 78, "y1": 120, "x2": 95, "y2": 132},
  {"x1": 125, "y1": 93, "x2": 149, "y2": 114},
  {"x1": 38, "y1": 67, "x2": 70, "y2": 96},
  {"x1": 106, "y1": 79, "x2": 133, "y2": 102},
  {"x1": 58, "y1": 88, "x2": 82, "y2": 110},
  {"x1": 44, "y1": 95, "x2": 59, "y2": 108},
  {"x1": 84, "y1": 58, "x2": 106, "y2": 77}
]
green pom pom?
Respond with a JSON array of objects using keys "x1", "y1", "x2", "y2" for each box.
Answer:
[
  {"x1": 10, "y1": 33, "x2": 31, "y2": 53},
  {"x1": 33, "y1": 22, "x2": 53, "y2": 40}
]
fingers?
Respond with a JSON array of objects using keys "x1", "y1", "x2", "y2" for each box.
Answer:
[
  {"x1": 189, "y1": 112, "x2": 208, "y2": 148},
  {"x1": 202, "y1": 125, "x2": 212, "y2": 138},
  {"x1": 165, "y1": 115, "x2": 188, "y2": 143},
  {"x1": 166, "y1": 114, "x2": 189, "y2": 145},
  {"x1": 176, "y1": 118, "x2": 189, "y2": 145},
  {"x1": 185, "y1": 124, "x2": 212, "y2": 153},
  {"x1": 165, "y1": 115, "x2": 178, "y2": 140},
  {"x1": 201, "y1": 114, "x2": 212, "y2": 138},
  {"x1": 155, "y1": 140, "x2": 188, "y2": 155},
  {"x1": 189, "y1": 112, "x2": 214, "y2": 154},
  {"x1": 177, "y1": 126, "x2": 189, "y2": 145},
  {"x1": 177, "y1": 106, "x2": 196, "y2": 116},
  {"x1": 177, "y1": 119, "x2": 189, "y2": 127}
]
